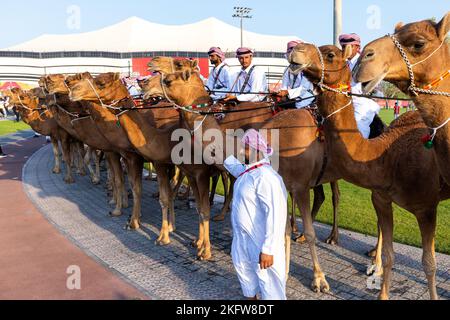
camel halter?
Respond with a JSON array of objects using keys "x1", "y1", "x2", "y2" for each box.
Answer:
[
  {"x1": 8, "y1": 87, "x2": 34, "y2": 112},
  {"x1": 389, "y1": 34, "x2": 450, "y2": 147},
  {"x1": 389, "y1": 34, "x2": 450, "y2": 97},
  {"x1": 159, "y1": 73, "x2": 210, "y2": 134},
  {"x1": 309, "y1": 43, "x2": 353, "y2": 121},
  {"x1": 83, "y1": 78, "x2": 122, "y2": 110}
]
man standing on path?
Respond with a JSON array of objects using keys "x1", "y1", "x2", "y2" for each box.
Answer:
[{"x1": 224, "y1": 129, "x2": 288, "y2": 300}]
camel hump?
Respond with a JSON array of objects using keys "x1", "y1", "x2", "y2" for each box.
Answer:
[{"x1": 388, "y1": 111, "x2": 426, "y2": 130}]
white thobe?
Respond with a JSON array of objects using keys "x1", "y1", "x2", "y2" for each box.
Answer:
[
  {"x1": 281, "y1": 70, "x2": 315, "y2": 109},
  {"x1": 348, "y1": 54, "x2": 381, "y2": 138},
  {"x1": 225, "y1": 157, "x2": 288, "y2": 300},
  {"x1": 207, "y1": 61, "x2": 231, "y2": 101},
  {"x1": 232, "y1": 64, "x2": 268, "y2": 102}
]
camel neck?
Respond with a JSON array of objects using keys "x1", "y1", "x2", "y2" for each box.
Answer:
[{"x1": 319, "y1": 91, "x2": 398, "y2": 188}]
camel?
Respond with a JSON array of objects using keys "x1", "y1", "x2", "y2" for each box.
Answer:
[
  {"x1": 39, "y1": 75, "x2": 130, "y2": 216},
  {"x1": 288, "y1": 42, "x2": 450, "y2": 299},
  {"x1": 5, "y1": 88, "x2": 75, "y2": 183},
  {"x1": 354, "y1": 12, "x2": 450, "y2": 186}
]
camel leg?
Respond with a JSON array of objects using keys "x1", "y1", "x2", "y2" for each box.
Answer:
[
  {"x1": 51, "y1": 137, "x2": 61, "y2": 174},
  {"x1": 326, "y1": 181, "x2": 340, "y2": 245},
  {"x1": 417, "y1": 210, "x2": 438, "y2": 300},
  {"x1": 290, "y1": 193, "x2": 299, "y2": 235},
  {"x1": 60, "y1": 133, "x2": 74, "y2": 184},
  {"x1": 188, "y1": 177, "x2": 204, "y2": 250},
  {"x1": 209, "y1": 174, "x2": 219, "y2": 206},
  {"x1": 94, "y1": 150, "x2": 101, "y2": 184},
  {"x1": 367, "y1": 224, "x2": 383, "y2": 278},
  {"x1": 124, "y1": 154, "x2": 144, "y2": 230},
  {"x1": 294, "y1": 185, "x2": 325, "y2": 244},
  {"x1": 195, "y1": 173, "x2": 212, "y2": 261},
  {"x1": 108, "y1": 153, "x2": 124, "y2": 217},
  {"x1": 84, "y1": 147, "x2": 100, "y2": 185},
  {"x1": 372, "y1": 192, "x2": 394, "y2": 300},
  {"x1": 213, "y1": 174, "x2": 234, "y2": 222},
  {"x1": 155, "y1": 164, "x2": 172, "y2": 245},
  {"x1": 74, "y1": 141, "x2": 86, "y2": 176},
  {"x1": 169, "y1": 166, "x2": 179, "y2": 232},
  {"x1": 295, "y1": 189, "x2": 329, "y2": 293},
  {"x1": 285, "y1": 216, "x2": 292, "y2": 279}
]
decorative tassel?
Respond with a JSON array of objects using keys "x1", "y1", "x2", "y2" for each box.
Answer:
[{"x1": 421, "y1": 134, "x2": 433, "y2": 149}]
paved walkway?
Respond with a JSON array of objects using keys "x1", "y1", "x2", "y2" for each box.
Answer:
[
  {"x1": 21, "y1": 144, "x2": 450, "y2": 300},
  {"x1": 0, "y1": 135, "x2": 146, "y2": 300}
]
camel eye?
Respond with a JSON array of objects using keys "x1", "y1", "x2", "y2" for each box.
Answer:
[
  {"x1": 327, "y1": 52, "x2": 335, "y2": 59},
  {"x1": 414, "y1": 41, "x2": 425, "y2": 50}
]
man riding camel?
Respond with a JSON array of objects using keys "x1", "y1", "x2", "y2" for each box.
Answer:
[
  {"x1": 339, "y1": 33, "x2": 381, "y2": 139},
  {"x1": 224, "y1": 48, "x2": 268, "y2": 103},
  {"x1": 273, "y1": 40, "x2": 315, "y2": 109},
  {"x1": 207, "y1": 47, "x2": 232, "y2": 101}
]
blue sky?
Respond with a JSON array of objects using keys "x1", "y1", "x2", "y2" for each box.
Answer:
[{"x1": 0, "y1": 0, "x2": 448, "y2": 49}]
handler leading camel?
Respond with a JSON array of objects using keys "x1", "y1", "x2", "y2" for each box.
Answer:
[{"x1": 225, "y1": 129, "x2": 288, "y2": 300}]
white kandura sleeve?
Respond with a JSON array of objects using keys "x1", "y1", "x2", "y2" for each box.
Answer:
[
  {"x1": 255, "y1": 174, "x2": 287, "y2": 256},
  {"x1": 280, "y1": 70, "x2": 290, "y2": 91}
]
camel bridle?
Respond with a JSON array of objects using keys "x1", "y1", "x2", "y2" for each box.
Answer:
[
  {"x1": 389, "y1": 34, "x2": 450, "y2": 144},
  {"x1": 307, "y1": 43, "x2": 353, "y2": 122},
  {"x1": 160, "y1": 73, "x2": 210, "y2": 134},
  {"x1": 389, "y1": 33, "x2": 450, "y2": 98}
]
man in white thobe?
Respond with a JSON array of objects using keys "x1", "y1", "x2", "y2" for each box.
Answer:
[
  {"x1": 339, "y1": 33, "x2": 381, "y2": 139},
  {"x1": 274, "y1": 40, "x2": 315, "y2": 109},
  {"x1": 207, "y1": 47, "x2": 231, "y2": 101},
  {"x1": 224, "y1": 129, "x2": 288, "y2": 300},
  {"x1": 224, "y1": 48, "x2": 268, "y2": 103}
]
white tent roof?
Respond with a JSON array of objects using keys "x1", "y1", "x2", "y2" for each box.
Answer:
[{"x1": 3, "y1": 17, "x2": 298, "y2": 54}]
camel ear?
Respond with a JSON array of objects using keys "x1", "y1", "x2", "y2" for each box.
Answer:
[
  {"x1": 113, "y1": 73, "x2": 121, "y2": 81},
  {"x1": 181, "y1": 70, "x2": 192, "y2": 82},
  {"x1": 395, "y1": 22, "x2": 404, "y2": 33},
  {"x1": 436, "y1": 12, "x2": 450, "y2": 41},
  {"x1": 343, "y1": 45, "x2": 353, "y2": 60},
  {"x1": 190, "y1": 59, "x2": 199, "y2": 69}
]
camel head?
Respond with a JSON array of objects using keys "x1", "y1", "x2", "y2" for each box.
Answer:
[
  {"x1": 355, "y1": 12, "x2": 450, "y2": 93},
  {"x1": 8, "y1": 89, "x2": 38, "y2": 109},
  {"x1": 159, "y1": 70, "x2": 209, "y2": 107},
  {"x1": 289, "y1": 43, "x2": 353, "y2": 86},
  {"x1": 67, "y1": 72, "x2": 129, "y2": 103},
  {"x1": 42, "y1": 74, "x2": 70, "y2": 95},
  {"x1": 148, "y1": 57, "x2": 200, "y2": 74}
]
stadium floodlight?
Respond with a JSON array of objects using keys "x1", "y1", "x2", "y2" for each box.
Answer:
[{"x1": 232, "y1": 7, "x2": 253, "y2": 47}]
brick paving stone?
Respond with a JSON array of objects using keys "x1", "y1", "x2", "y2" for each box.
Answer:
[{"x1": 22, "y1": 144, "x2": 450, "y2": 300}]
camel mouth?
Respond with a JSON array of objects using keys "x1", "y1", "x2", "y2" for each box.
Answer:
[
  {"x1": 289, "y1": 62, "x2": 308, "y2": 75},
  {"x1": 361, "y1": 71, "x2": 388, "y2": 94},
  {"x1": 143, "y1": 92, "x2": 164, "y2": 101}
]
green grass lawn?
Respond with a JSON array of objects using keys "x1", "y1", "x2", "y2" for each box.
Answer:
[{"x1": 0, "y1": 120, "x2": 30, "y2": 136}]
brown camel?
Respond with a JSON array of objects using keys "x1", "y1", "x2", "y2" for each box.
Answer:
[
  {"x1": 354, "y1": 12, "x2": 450, "y2": 185},
  {"x1": 289, "y1": 42, "x2": 450, "y2": 299},
  {"x1": 40, "y1": 75, "x2": 130, "y2": 216},
  {"x1": 5, "y1": 88, "x2": 75, "y2": 183}
]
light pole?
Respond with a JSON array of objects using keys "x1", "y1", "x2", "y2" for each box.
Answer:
[
  {"x1": 233, "y1": 7, "x2": 252, "y2": 48},
  {"x1": 334, "y1": 0, "x2": 343, "y2": 47}
]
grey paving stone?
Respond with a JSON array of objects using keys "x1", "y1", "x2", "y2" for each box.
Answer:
[{"x1": 22, "y1": 144, "x2": 450, "y2": 300}]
